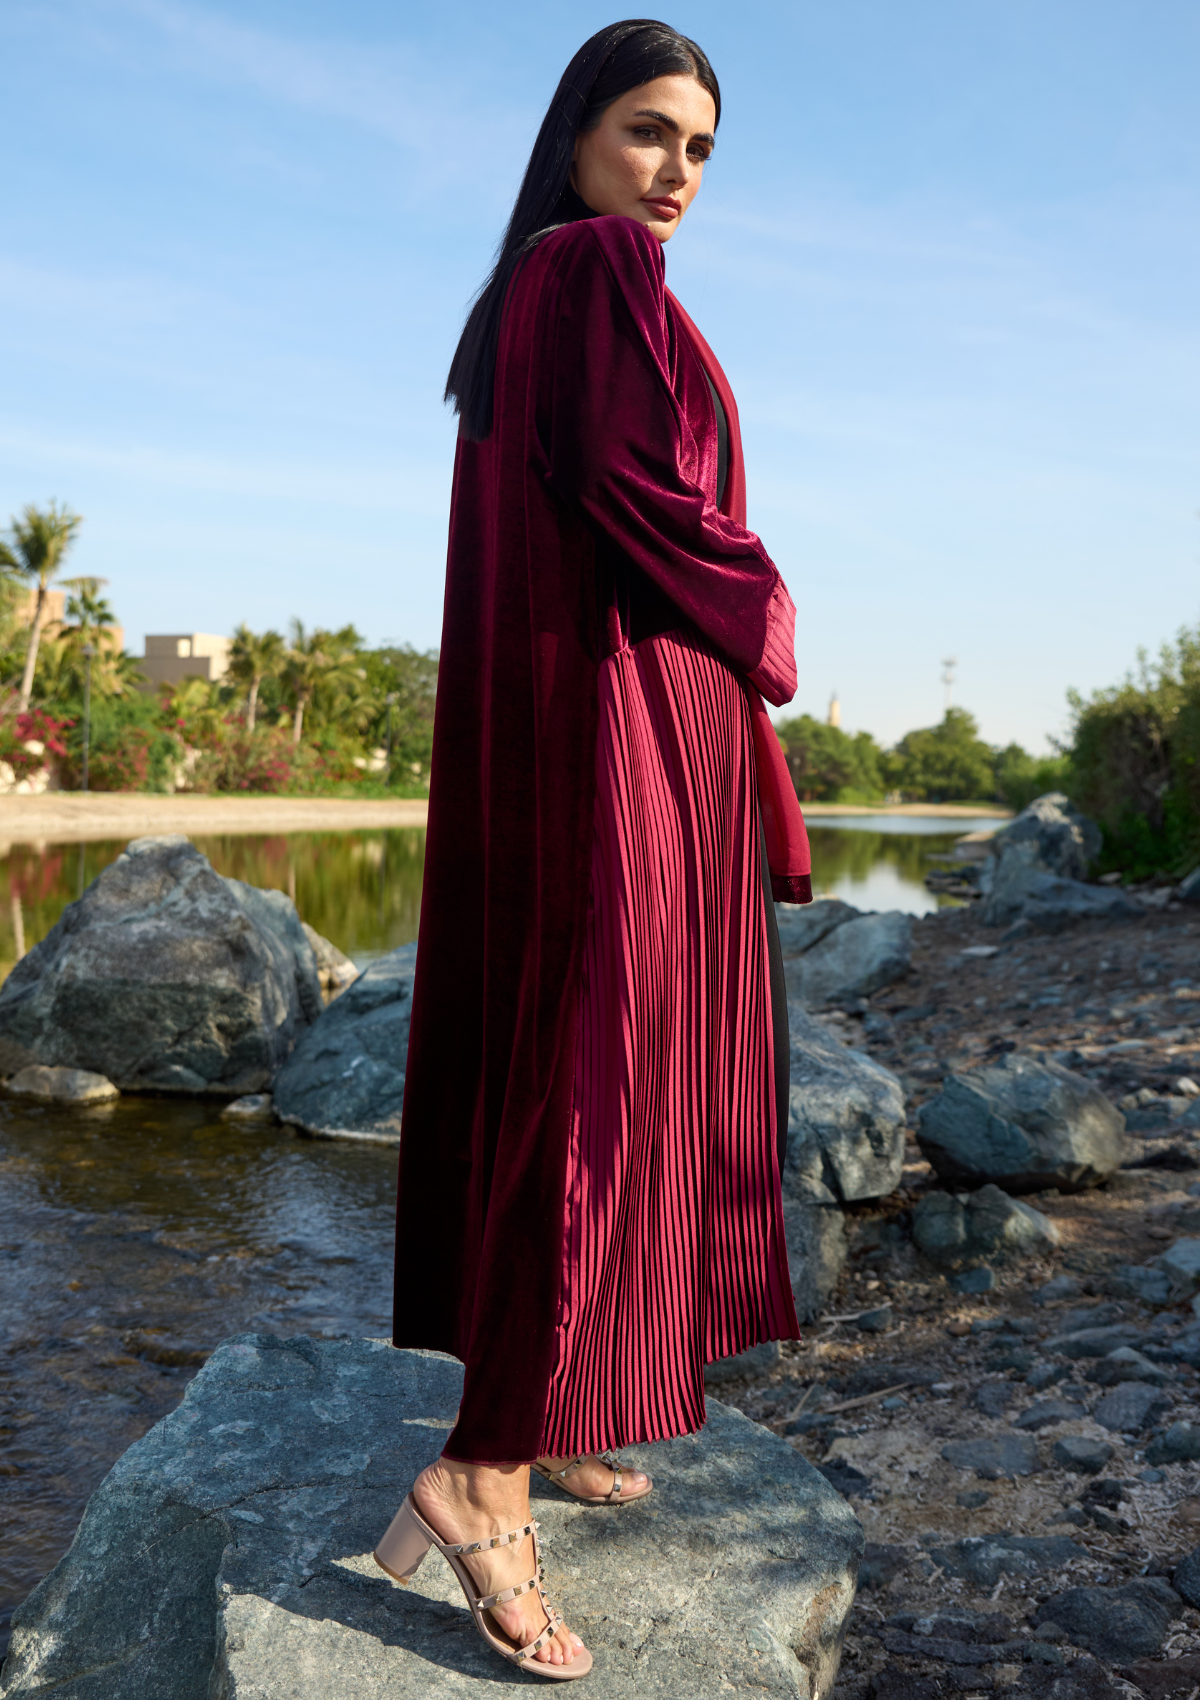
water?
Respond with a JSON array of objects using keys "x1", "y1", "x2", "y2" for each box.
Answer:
[
  {"x1": 0, "y1": 1096, "x2": 399, "y2": 1656},
  {"x1": 804, "y1": 814, "x2": 1000, "y2": 916},
  {"x1": 0, "y1": 814, "x2": 987, "y2": 1654}
]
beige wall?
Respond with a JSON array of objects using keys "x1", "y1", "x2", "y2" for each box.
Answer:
[{"x1": 140, "y1": 634, "x2": 231, "y2": 689}]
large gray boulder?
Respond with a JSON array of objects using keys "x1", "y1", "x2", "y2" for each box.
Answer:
[
  {"x1": 272, "y1": 945, "x2": 417, "y2": 1142},
  {"x1": 912, "y1": 1184, "x2": 1060, "y2": 1269},
  {"x1": 780, "y1": 905, "x2": 913, "y2": 1008},
  {"x1": 1, "y1": 1334, "x2": 864, "y2": 1700},
  {"x1": 917, "y1": 1053, "x2": 1128, "y2": 1193},
  {"x1": 0, "y1": 837, "x2": 321, "y2": 1094},
  {"x1": 982, "y1": 848, "x2": 1142, "y2": 930},
  {"x1": 988, "y1": 793, "x2": 1101, "y2": 882},
  {"x1": 785, "y1": 1001, "x2": 906, "y2": 1203},
  {"x1": 783, "y1": 1198, "x2": 849, "y2": 1323}
]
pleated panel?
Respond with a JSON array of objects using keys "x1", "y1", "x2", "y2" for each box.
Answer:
[{"x1": 539, "y1": 629, "x2": 797, "y2": 1456}]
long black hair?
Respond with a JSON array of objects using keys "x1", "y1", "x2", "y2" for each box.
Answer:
[{"x1": 445, "y1": 20, "x2": 720, "y2": 441}]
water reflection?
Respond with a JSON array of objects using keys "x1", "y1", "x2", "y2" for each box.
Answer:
[
  {"x1": 806, "y1": 816, "x2": 1000, "y2": 916},
  {"x1": 0, "y1": 829, "x2": 426, "y2": 978}
]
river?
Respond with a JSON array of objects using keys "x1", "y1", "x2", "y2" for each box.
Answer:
[{"x1": 0, "y1": 816, "x2": 992, "y2": 1656}]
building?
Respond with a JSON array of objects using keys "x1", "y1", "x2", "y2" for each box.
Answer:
[
  {"x1": 12, "y1": 586, "x2": 125, "y2": 655},
  {"x1": 827, "y1": 691, "x2": 841, "y2": 729},
  {"x1": 140, "y1": 634, "x2": 231, "y2": 689}
]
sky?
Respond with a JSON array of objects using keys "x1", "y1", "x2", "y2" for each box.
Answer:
[{"x1": 3, "y1": 0, "x2": 1198, "y2": 753}]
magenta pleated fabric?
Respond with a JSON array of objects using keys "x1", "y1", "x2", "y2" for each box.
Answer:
[{"x1": 539, "y1": 627, "x2": 799, "y2": 1456}]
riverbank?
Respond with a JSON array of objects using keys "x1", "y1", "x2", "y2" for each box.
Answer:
[{"x1": 0, "y1": 794, "x2": 429, "y2": 845}]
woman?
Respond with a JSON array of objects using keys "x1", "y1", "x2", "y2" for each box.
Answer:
[{"x1": 375, "y1": 19, "x2": 811, "y2": 1680}]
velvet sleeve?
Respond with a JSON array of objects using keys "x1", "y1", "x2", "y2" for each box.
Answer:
[{"x1": 540, "y1": 217, "x2": 796, "y2": 703}]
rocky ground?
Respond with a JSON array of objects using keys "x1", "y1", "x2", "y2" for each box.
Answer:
[{"x1": 721, "y1": 897, "x2": 1200, "y2": 1700}]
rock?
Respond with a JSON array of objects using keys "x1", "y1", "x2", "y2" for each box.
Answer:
[
  {"x1": 917, "y1": 1053, "x2": 1128, "y2": 1193},
  {"x1": 0, "y1": 838, "x2": 322, "y2": 1094},
  {"x1": 1044, "y1": 1322, "x2": 1148, "y2": 1358},
  {"x1": 1145, "y1": 1422, "x2": 1200, "y2": 1466},
  {"x1": 1117, "y1": 1653, "x2": 1200, "y2": 1700},
  {"x1": 983, "y1": 815, "x2": 1141, "y2": 929},
  {"x1": 950, "y1": 1265, "x2": 995, "y2": 1293},
  {"x1": 912, "y1": 1184, "x2": 1059, "y2": 1270},
  {"x1": 973, "y1": 1383, "x2": 1015, "y2": 1417},
  {"x1": 1013, "y1": 1400, "x2": 1084, "y2": 1431},
  {"x1": 1, "y1": 1334, "x2": 863, "y2": 1700},
  {"x1": 272, "y1": 943, "x2": 417, "y2": 1142},
  {"x1": 988, "y1": 794, "x2": 1102, "y2": 883},
  {"x1": 1106, "y1": 1265, "x2": 1172, "y2": 1306},
  {"x1": 1027, "y1": 1363, "x2": 1067, "y2": 1390},
  {"x1": 220, "y1": 1093, "x2": 275, "y2": 1122},
  {"x1": 1092, "y1": 1381, "x2": 1172, "y2": 1433},
  {"x1": 956, "y1": 1490, "x2": 991, "y2": 1509},
  {"x1": 302, "y1": 922, "x2": 359, "y2": 1000},
  {"x1": 782, "y1": 1199, "x2": 849, "y2": 1323},
  {"x1": 942, "y1": 1435, "x2": 1040, "y2": 1479},
  {"x1": 1173, "y1": 1549, "x2": 1200, "y2": 1609},
  {"x1": 4, "y1": 1064, "x2": 118, "y2": 1103},
  {"x1": 1157, "y1": 1238, "x2": 1200, "y2": 1297},
  {"x1": 704, "y1": 1340, "x2": 781, "y2": 1386},
  {"x1": 1036, "y1": 1579, "x2": 1180, "y2": 1661},
  {"x1": 926, "y1": 1534, "x2": 1082, "y2": 1587},
  {"x1": 816, "y1": 1459, "x2": 873, "y2": 1499},
  {"x1": 784, "y1": 1002, "x2": 906, "y2": 1203},
  {"x1": 1036, "y1": 1274, "x2": 1084, "y2": 1304},
  {"x1": 856, "y1": 1305, "x2": 892, "y2": 1333},
  {"x1": 1085, "y1": 1347, "x2": 1168, "y2": 1387},
  {"x1": 1052, "y1": 1436, "x2": 1114, "y2": 1474},
  {"x1": 782, "y1": 911, "x2": 913, "y2": 1009},
  {"x1": 775, "y1": 899, "x2": 861, "y2": 957},
  {"x1": 1057, "y1": 1303, "x2": 1122, "y2": 1334},
  {"x1": 858, "y1": 1543, "x2": 909, "y2": 1590}
]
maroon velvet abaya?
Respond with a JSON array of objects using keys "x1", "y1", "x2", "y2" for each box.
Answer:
[{"x1": 393, "y1": 214, "x2": 810, "y2": 1465}]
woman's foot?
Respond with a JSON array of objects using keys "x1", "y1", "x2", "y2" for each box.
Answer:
[
  {"x1": 535, "y1": 1453, "x2": 652, "y2": 1502},
  {"x1": 412, "y1": 1458, "x2": 585, "y2": 1669}
]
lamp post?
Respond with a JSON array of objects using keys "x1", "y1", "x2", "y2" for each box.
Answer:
[
  {"x1": 384, "y1": 692, "x2": 399, "y2": 781},
  {"x1": 80, "y1": 642, "x2": 95, "y2": 793}
]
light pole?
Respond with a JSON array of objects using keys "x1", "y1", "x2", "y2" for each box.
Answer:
[{"x1": 81, "y1": 642, "x2": 95, "y2": 792}]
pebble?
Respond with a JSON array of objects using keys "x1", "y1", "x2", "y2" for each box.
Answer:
[
  {"x1": 1026, "y1": 1362, "x2": 1066, "y2": 1390},
  {"x1": 956, "y1": 1490, "x2": 991, "y2": 1509},
  {"x1": 856, "y1": 1305, "x2": 893, "y2": 1333},
  {"x1": 1145, "y1": 1420, "x2": 1200, "y2": 1465},
  {"x1": 1051, "y1": 1435, "x2": 1115, "y2": 1474},
  {"x1": 1036, "y1": 1274, "x2": 1083, "y2": 1304},
  {"x1": 973, "y1": 1383, "x2": 1015, "y2": 1417},
  {"x1": 1012, "y1": 1398, "x2": 1085, "y2": 1431},
  {"x1": 1092, "y1": 1380, "x2": 1173, "y2": 1433},
  {"x1": 941, "y1": 1434, "x2": 1040, "y2": 1479},
  {"x1": 950, "y1": 1266, "x2": 995, "y2": 1294}
]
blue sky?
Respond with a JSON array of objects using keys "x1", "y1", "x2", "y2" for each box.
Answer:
[{"x1": 3, "y1": 0, "x2": 1198, "y2": 751}]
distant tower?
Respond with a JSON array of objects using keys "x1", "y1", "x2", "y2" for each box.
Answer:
[
  {"x1": 827, "y1": 690, "x2": 841, "y2": 729},
  {"x1": 941, "y1": 657, "x2": 957, "y2": 714}
]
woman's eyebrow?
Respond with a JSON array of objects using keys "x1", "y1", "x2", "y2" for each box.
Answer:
[{"x1": 632, "y1": 108, "x2": 716, "y2": 149}]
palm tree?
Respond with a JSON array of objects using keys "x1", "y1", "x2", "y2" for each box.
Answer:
[
  {"x1": 228, "y1": 624, "x2": 285, "y2": 733},
  {"x1": 283, "y1": 620, "x2": 359, "y2": 746},
  {"x1": 0, "y1": 502, "x2": 84, "y2": 711}
]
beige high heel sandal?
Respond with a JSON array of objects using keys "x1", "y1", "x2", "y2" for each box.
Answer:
[
  {"x1": 373, "y1": 1493, "x2": 592, "y2": 1682},
  {"x1": 532, "y1": 1452, "x2": 653, "y2": 1505}
]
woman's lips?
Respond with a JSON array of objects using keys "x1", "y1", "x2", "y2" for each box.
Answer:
[{"x1": 641, "y1": 197, "x2": 681, "y2": 218}]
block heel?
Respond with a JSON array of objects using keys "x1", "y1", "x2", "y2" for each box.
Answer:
[{"x1": 373, "y1": 1496, "x2": 434, "y2": 1584}]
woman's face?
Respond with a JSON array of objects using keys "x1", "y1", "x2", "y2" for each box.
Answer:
[{"x1": 571, "y1": 73, "x2": 716, "y2": 243}]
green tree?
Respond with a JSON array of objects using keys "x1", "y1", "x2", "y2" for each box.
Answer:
[
  {"x1": 228, "y1": 624, "x2": 285, "y2": 733},
  {"x1": 0, "y1": 501, "x2": 83, "y2": 711},
  {"x1": 1065, "y1": 622, "x2": 1200, "y2": 877},
  {"x1": 887, "y1": 707, "x2": 995, "y2": 802},
  {"x1": 283, "y1": 620, "x2": 362, "y2": 746},
  {"x1": 774, "y1": 714, "x2": 885, "y2": 802},
  {"x1": 361, "y1": 645, "x2": 439, "y2": 783},
  {"x1": 993, "y1": 742, "x2": 1072, "y2": 812}
]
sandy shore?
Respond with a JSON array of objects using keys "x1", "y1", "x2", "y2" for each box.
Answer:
[{"x1": 0, "y1": 793, "x2": 429, "y2": 846}]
